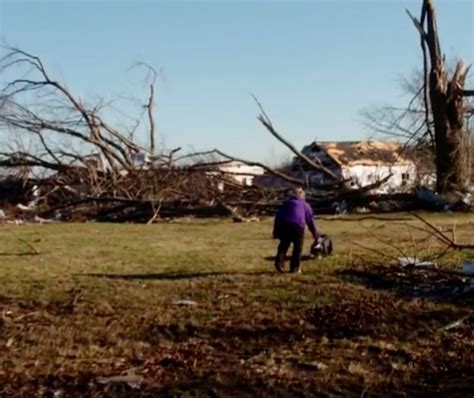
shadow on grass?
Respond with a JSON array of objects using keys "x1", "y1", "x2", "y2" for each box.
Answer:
[
  {"x1": 263, "y1": 255, "x2": 315, "y2": 262},
  {"x1": 337, "y1": 265, "x2": 474, "y2": 303},
  {"x1": 78, "y1": 270, "x2": 274, "y2": 281},
  {"x1": 0, "y1": 251, "x2": 40, "y2": 256}
]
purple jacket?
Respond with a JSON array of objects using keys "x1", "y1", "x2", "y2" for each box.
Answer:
[{"x1": 274, "y1": 196, "x2": 318, "y2": 238}]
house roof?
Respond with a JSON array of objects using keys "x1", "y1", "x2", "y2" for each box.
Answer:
[{"x1": 306, "y1": 140, "x2": 413, "y2": 166}]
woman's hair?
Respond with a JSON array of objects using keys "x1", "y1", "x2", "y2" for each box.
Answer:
[{"x1": 292, "y1": 186, "x2": 305, "y2": 198}]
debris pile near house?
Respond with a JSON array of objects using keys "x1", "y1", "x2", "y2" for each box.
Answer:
[
  {"x1": 0, "y1": 48, "x2": 471, "y2": 224},
  {"x1": 0, "y1": 137, "x2": 471, "y2": 223},
  {"x1": 2, "y1": 163, "x2": 281, "y2": 223},
  {"x1": 1, "y1": 163, "x2": 471, "y2": 224}
]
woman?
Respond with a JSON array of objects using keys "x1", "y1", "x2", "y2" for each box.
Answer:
[{"x1": 273, "y1": 187, "x2": 320, "y2": 274}]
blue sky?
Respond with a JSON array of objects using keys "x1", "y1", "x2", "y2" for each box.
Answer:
[{"x1": 1, "y1": 0, "x2": 473, "y2": 163}]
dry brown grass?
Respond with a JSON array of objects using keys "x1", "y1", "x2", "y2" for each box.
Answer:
[{"x1": 0, "y1": 213, "x2": 473, "y2": 397}]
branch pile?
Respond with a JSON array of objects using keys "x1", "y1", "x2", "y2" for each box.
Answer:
[
  {"x1": 1, "y1": 47, "x2": 468, "y2": 223},
  {"x1": 29, "y1": 164, "x2": 283, "y2": 222}
]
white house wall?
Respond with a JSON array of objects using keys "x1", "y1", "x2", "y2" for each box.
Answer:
[
  {"x1": 342, "y1": 164, "x2": 417, "y2": 193},
  {"x1": 218, "y1": 163, "x2": 265, "y2": 186}
]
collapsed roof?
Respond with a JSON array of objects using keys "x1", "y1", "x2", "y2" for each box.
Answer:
[{"x1": 302, "y1": 141, "x2": 413, "y2": 166}]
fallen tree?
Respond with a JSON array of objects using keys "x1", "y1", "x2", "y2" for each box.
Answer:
[
  {"x1": 0, "y1": 47, "x2": 371, "y2": 222},
  {"x1": 1, "y1": 46, "x2": 470, "y2": 223}
]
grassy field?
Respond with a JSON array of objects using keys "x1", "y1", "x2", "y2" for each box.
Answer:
[{"x1": 0, "y1": 213, "x2": 473, "y2": 397}]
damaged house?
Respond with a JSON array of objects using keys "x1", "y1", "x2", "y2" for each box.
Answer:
[
  {"x1": 256, "y1": 140, "x2": 425, "y2": 193},
  {"x1": 299, "y1": 141, "x2": 417, "y2": 193},
  {"x1": 217, "y1": 161, "x2": 265, "y2": 186}
]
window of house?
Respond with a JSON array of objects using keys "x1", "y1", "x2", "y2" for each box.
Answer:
[{"x1": 401, "y1": 172, "x2": 410, "y2": 186}]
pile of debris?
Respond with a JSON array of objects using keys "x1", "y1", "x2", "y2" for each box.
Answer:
[
  {"x1": 2, "y1": 166, "x2": 280, "y2": 223},
  {"x1": 3, "y1": 170, "x2": 470, "y2": 224},
  {"x1": 0, "y1": 48, "x2": 471, "y2": 223}
]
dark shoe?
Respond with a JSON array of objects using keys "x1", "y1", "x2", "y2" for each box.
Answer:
[
  {"x1": 289, "y1": 267, "x2": 301, "y2": 274},
  {"x1": 274, "y1": 258, "x2": 285, "y2": 273}
]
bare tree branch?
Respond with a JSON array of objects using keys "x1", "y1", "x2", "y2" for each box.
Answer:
[
  {"x1": 213, "y1": 149, "x2": 305, "y2": 185},
  {"x1": 252, "y1": 95, "x2": 340, "y2": 182},
  {"x1": 411, "y1": 212, "x2": 474, "y2": 250}
]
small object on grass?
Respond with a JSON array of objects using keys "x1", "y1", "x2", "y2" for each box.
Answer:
[
  {"x1": 96, "y1": 374, "x2": 144, "y2": 389},
  {"x1": 53, "y1": 390, "x2": 64, "y2": 398},
  {"x1": 173, "y1": 299, "x2": 198, "y2": 306},
  {"x1": 444, "y1": 319, "x2": 464, "y2": 331},
  {"x1": 398, "y1": 256, "x2": 436, "y2": 268},
  {"x1": 299, "y1": 361, "x2": 328, "y2": 371},
  {"x1": 443, "y1": 315, "x2": 473, "y2": 331},
  {"x1": 34, "y1": 215, "x2": 56, "y2": 224},
  {"x1": 247, "y1": 216, "x2": 260, "y2": 223},
  {"x1": 310, "y1": 234, "x2": 333, "y2": 258},
  {"x1": 233, "y1": 216, "x2": 260, "y2": 223}
]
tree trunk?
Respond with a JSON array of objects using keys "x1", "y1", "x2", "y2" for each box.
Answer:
[
  {"x1": 409, "y1": 0, "x2": 472, "y2": 192},
  {"x1": 430, "y1": 64, "x2": 465, "y2": 192}
]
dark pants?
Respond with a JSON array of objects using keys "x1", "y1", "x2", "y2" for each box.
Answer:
[{"x1": 275, "y1": 222, "x2": 305, "y2": 272}]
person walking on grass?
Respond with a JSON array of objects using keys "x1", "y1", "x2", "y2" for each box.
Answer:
[{"x1": 273, "y1": 186, "x2": 319, "y2": 274}]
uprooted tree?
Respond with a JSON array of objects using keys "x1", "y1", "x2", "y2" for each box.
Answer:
[
  {"x1": 0, "y1": 47, "x2": 467, "y2": 222},
  {"x1": 0, "y1": 48, "x2": 354, "y2": 221},
  {"x1": 0, "y1": 48, "x2": 273, "y2": 221}
]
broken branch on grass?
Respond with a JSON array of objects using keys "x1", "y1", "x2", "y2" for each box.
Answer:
[
  {"x1": 411, "y1": 213, "x2": 474, "y2": 251},
  {"x1": 0, "y1": 238, "x2": 40, "y2": 256},
  {"x1": 351, "y1": 240, "x2": 401, "y2": 263},
  {"x1": 147, "y1": 198, "x2": 163, "y2": 224},
  {"x1": 359, "y1": 222, "x2": 412, "y2": 261},
  {"x1": 352, "y1": 212, "x2": 472, "y2": 266},
  {"x1": 18, "y1": 238, "x2": 40, "y2": 255}
]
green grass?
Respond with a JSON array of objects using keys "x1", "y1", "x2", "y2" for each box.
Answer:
[{"x1": 0, "y1": 213, "x2": 473, "y2": 397}]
